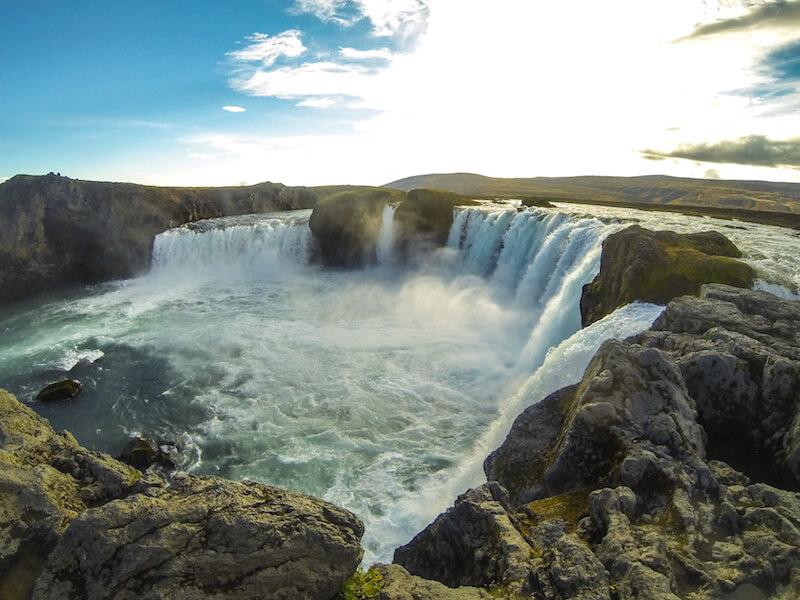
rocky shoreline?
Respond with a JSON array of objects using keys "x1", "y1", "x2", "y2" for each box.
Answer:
[
  {"x1": 3, "y1": 284, "x2": 798, "y2": 599},
  {"x1": 396, "y1": 284, "x2": 800, "y2": 599}
]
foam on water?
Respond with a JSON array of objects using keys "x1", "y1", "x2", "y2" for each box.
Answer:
[{"x1": 0, "y1": 203, "x2": 798, "y2": 564}]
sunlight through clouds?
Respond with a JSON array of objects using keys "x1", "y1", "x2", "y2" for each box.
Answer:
[{"x1": 195, "y1": 0, "x2": 800, "y2": 185}]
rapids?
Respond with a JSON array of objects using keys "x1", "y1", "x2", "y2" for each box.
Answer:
[{"x1": 0, "y1": 202, "x2": 797, "y2": 563}]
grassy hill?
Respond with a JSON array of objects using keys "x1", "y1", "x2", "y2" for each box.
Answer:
[{"x1": 385, "y1": 173, "x2": 800, "y2": 227}]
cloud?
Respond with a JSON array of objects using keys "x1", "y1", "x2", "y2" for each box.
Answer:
[
  {"x1": 229, "y1": 60, "x2": 382, "y2": 102},
  {"x1": 227, "y1": 31, "x2": 306, "y2": 66},
  {"x1": 294, "y1": 0, "x2": 429, "y2": 37},
  {"x1": 222, "y1": 106, "x2": 246, "y2": 112},
  {"x1": 296, "y1": 97, "x2": 338, "y2": 108},
  {"x1": 642, "y1": 135, "x2": 800, "y2": 168},
  {"x1": 339, "y1": 47, "x2": 393, "y2": 61},
  {"x1": 0, "y1": 176, "x2": 10, "y2": 184},
  {"x1": 680, "y1": 1, "x2": 800, "y2": 40}
]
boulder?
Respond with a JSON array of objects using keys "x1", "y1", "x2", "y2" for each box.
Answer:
[
  {"x1": 35, "y1": 379, "x2": 82, "y2": 402},
  {"x1": 118, "y1": 436, "x2": 179, "y2": 472},
  {"x1": 308, "y1": 188, "x2": 405, "y2": 266},
  {"x1": 393, "y1": 189, "x2": 477, "y2": 257},
  {"x1": 395, "y1": 287, "x2": 800, "y2": 599},
  {"x1": 632, "y1": 284, "x2": 800, "y2": 488},
  {"x1": 580, "y1": 225, "x2": 755, "y2": 326},
  {"x1": 371, "y1": 564, "x2": 492, "y2": 600},
  {"x1": 0, "y1": 389, "x2": 363, "y2": 600},
  {"x1": 393, "y1": 482, "x2": 533, "y2": 589}
]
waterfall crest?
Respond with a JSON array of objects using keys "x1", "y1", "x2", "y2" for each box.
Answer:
[
  {"x1": 151, "y1": 211, "x2": 314, "y2": 274},
  {"x1": 376, "y1": 204, "x2": 398, "y2": 266}
]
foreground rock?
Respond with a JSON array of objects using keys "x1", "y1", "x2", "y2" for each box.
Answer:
[
  {"x1": 580, "y1": 225, "x2": 755, "y2": 326},
  {"x1": 0, "y1": 389, "x2": 363, "y2": 600},
  {"x1": 395, "y1": 285, "x2": 800, "y2": 599}
]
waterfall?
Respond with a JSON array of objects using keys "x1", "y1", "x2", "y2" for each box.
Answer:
[
  {"x1": 376, "y1": 204, "x2": 398, "y2": 266},
  {"x1": 446, "y1": 205, "x2": 624, "y2": 373},
  {"x1": 151, "y1": 211, "x2": 314, "y2": 275}
]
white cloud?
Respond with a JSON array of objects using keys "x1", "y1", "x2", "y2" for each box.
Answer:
[
  {"x1": 222, "y1": 106, "x2": 246, "y2": 113},
  {"x1": 294, "y1": 0, "x2": 351, "y2": 24},
  {"x1": 339, "y1": 47, "x2": 393, "y2": 61},
  {"x1": 0, "y1": 176, "x2": 11, "y2": 184},
  {"x1": 355, "y1": 0, "x2": 429, "y2": 37},
  {"x1": 294, "y1": 0, "x2": 429, "y2": 36},
  {"x1": 296, "y1": 97, "x2": 338, "y2": 108},
  {"x1": 206, "y1": 1, "x2": 800, "y2": 186},
  {"x1": 227, "y1": 31, "x2": 306, "y2": 66},
  {"x1": 230, "y1": 60, "x2": 383, "y2": 101}
]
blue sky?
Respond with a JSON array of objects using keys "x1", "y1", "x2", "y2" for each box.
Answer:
[{"x1": 2, "y1": 0, "x2": 799, "y2": 186}]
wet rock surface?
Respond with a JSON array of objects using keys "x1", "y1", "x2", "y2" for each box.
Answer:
[
  {"x1": 395, "y1": 285, "x2": 800, "y2": 599},
  {"x1": 0, "y1": 389, "x2": 364, "y2": 600}
]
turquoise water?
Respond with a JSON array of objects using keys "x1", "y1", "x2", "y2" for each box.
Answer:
[{"x1": 0, "y1": 204, "x2": 796, "y2": 562}]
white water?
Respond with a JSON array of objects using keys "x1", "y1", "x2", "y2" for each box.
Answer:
[
  {"x1": 376, "y1": 204, "x2": 398, "y2": 267},
  {"x1": 0, "y1": 204, "x2": 797, "y2": 564}
]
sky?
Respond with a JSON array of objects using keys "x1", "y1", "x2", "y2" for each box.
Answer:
[{"x1": 1, "y1": 0, "x2": 799, "y2": 187}]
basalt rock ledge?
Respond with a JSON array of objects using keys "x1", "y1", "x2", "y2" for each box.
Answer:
[
  {"x1": 0, "y1": 389, "x2": 364, "y2": 600},
  {"x1": 395, "y1": 285, "x2": 800, "y2": 599}
]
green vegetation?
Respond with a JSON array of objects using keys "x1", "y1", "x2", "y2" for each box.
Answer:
[{"x1": 340, "y1": 567, "x2": 383, "y2": 600}]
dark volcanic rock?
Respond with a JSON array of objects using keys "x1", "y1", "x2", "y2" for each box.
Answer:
[
  {"x1": 0, "y1": 174, "x2": 321, "y2": 303},
  {"x1": 35, "y1": 379, "x2": 82, "y2": 402},
  {"x1": 308, "y1": 188, "x2": 405, "y2": 267},
  {"x1": 0, "y1": 389, "x2": 363, "y2": 600},
  {"x1": 393, "y1": 188, "x2": 478, "y2": 257},
  {"x1": 395, "y1": 286, "x2": 800, "y2": 599},
  {"x1": 580, "y1": 225, "x2": 755, "y2": 326},
  {"x1": 307, "y1": 187, "x2": 477, "y2": 267}
]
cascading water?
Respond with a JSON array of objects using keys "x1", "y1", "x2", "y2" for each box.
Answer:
[
  {"x1": 376, "y1": 204, "x2": 398, "y2": 267},
  {"x1": 151, "y1": 211, "x2": 314, "y2": 275},
  {"x1": 1, "y1": 201, "x2": 798, "y2": 564}
]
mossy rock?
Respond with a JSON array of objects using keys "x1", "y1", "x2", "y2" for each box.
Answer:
[
  {"x1": 35, "y1": 379, "x2": 82, "y2": 402},
  {"x1": 118, "y1": 436, "x2": 158, "y2": 471},
  {"x1": 580, "y1": 225, "x2": 755, "y2": 326},
  {"x1": 393, "y1": 188, "x2": 479, "y2": 256}
]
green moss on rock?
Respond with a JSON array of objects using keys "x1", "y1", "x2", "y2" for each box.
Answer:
[{"x1": 580, "y1": 225, "x2": 755, "y2": 326}]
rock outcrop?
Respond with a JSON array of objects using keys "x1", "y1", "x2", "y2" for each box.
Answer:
[
  {"x1": 308, "y1": 187, "x2": 476, "y2": 267},
  {"x1": 308, "y1": 188, "x2": 405, "y2": 267},
  {"x1": 393, "y1": 188, "x2": 478, "y2": 257},
  {"x1": 395, "y1": 285, "x2": 800, "y2": 599},
  {"x1": 580, "y1": 225, "x2": 755, "y2": 326},
  {"x1": 0, "y1": 389, "x2": 363, "y2": 600},
  {"x1": 0, "y1": 174, "x2": 340, "y2": 303}
]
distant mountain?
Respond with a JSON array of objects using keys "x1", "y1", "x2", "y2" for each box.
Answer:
[{"x1": 385, "y1": 173, "x2": 800, "y2": 217}]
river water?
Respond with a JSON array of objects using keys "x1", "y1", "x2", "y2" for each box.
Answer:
[{"x1": 0, "y1": 202, "x2": 797, "y2": 563}]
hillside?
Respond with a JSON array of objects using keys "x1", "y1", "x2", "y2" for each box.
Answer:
[{"x1": 386, "y1": 173, "x2": 800, "y2": 227}]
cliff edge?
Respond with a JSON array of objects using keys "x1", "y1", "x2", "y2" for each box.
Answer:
[{"x1": 396, "y1": 285, "x2": 800, "y2": 599}]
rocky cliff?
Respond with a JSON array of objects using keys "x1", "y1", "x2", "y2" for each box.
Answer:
[
  {"x1": 0, "y1": 389, "x2": 364, "y2": 600},
  {"x1": 580, "y1": 225, "x2": 755, "y2": 326},
  {"x1": 394, "y1": 285, "x2": 800, "y2": 599},
  {"x1": 0, "y1": 174, "x2": 332, "y2": 303}
]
